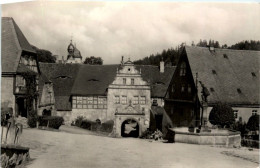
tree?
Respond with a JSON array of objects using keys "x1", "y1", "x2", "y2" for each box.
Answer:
[
  {"x1": 209, "y1": 102, "x2": 235, "y2": 128},
  {"x1": 246, "y1": 115, "x2": 259, "y2": 131},
  {"x1": 84, "y1": 56, "x2": 103, "y2": 65},
  {"x1": 31, "y1": 45, "x2": 56, "y2": 63}
]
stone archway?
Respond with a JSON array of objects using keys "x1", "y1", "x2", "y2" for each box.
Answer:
[{"x1": 121, "y1": 119, "x2": 139, "y2": 138}]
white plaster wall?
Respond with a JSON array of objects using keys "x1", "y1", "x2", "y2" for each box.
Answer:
[
  {"x1": 71, "y1": 108, "x2": 108, "y2": 123},
  {"x1": 1, "y1": 77, "x2": 15, "y2": 111}
]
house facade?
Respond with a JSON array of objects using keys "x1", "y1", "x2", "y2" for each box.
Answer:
[
  {"x1": 1, "y1": 17, "x2": 40, "y2": 118},
  {"x1": 181, "y1": 46, "x2": 260, "y2": 125},
  {"x1": 39, "y1": 57, "x2": 176, "y2": 137}
]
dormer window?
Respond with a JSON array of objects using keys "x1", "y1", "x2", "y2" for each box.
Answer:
[
  {"x1": 180, "y1": 62, "x2": 186, "y2": 76},
  {"x1": 56, "y1": 76, "x2": 71, "y2": 79},
  {"x1": 128, "y1": 68, "x2": 131, "y2": 72},
  {"x1": 251, "y1": 72, "x2": 256, "y2": 77},
  {"x1": 88, "y1": 79, "x2": 99, "y2": 82},
  {"x1": 237, "y1": 88, "x2": 242, "y2": 94},
  {"x1": 210, "y1": 88, "x2": 215, "y2": 92},
  {"x1": 212, "y1": 70, "x2": 217, "y2": 75}
]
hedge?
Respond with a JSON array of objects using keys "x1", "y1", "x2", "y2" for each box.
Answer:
[
  {"x1": 241, "y1": 139, "x2": 259, "y2": 149},
  {"x1": 74, "y1": 117, "x2": 114, "y2": 133},
  {"x1": 38, "y1": 116, "x2": 64, "y2": 129}
]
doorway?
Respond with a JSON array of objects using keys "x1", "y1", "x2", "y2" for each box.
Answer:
[
  {"x1": 17, "y1": 98, "x2": 27, "y2": 118},
  {"x1": 121, "y1": 119, "x2": 139, "y2": 138}
]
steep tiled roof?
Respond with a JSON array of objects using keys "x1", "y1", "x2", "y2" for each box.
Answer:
[
  {"x1": 185, "y1": 46, "x2": 260, "y2": 105},
  {"x1": 39, "y1": 63, "x2": 80, "y2": 111},
  {"x1": 1, "y1": 17, "x2": 36, "y2": 73},
  {"x1": 39, "y1": 63, "x2": 175, "y2": 111}
]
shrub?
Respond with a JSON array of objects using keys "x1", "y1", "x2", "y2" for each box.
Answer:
[
  {"x1": 241, "y1": 139, "x2": 259, "y2": 148},
  {"x1": 75, "y1": 116, "x2": 84, "y2": 127},
  {"x1": 246, "y1": 115, "x2": 259, "y2": 131},
  {"x1": 81, "y1": 119, "x2": 94, "y2": 130},
  {"x1": 38, "y1": 116, "x2": 64, "y2": 129},
  {"x1": 100, "y1": 120, "x2": 114, "y2": 133},
  {"x1": 28, "y1": 110, "x2": 38, "y2": 128},
  {"x1": 231, "y1": 121, "x2": 248, "y2": 138},
  {"x1": 209, "y1": 102, "x2": 235, "y2": 128},
  {"x1": 1, "y1": 107, "x2": 12, "y2": 126}
]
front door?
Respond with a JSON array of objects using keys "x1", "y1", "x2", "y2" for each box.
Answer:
[{"x1": 17, "y1": 98, "x2": 27, "y2": 117}]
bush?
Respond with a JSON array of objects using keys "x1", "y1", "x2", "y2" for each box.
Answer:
[
  {"x1": 81, "y1": 119, "x2": 94, "y2": 130},
  {"x1": 241, "y1": 139, "x2": 259, "y2": 148},
  {"x1": 38, "y1": 116, "x2": 64, "y2": 129},
  {"x1": 1, "y1": 107, "x2": 12, "y2": 126},
  {"x1": 231, "y1": 121, "x2": 248, "y2": 138},
  {"x1": 247, "y1": 115, "x2": 259, "y2": 131},
  {"x1": 28, "y1": 110, "x2": 38, "y2": 128},
  {"x1": 100, "y1": 120, "x2": 114, "y2": 133},
  {"x1": 74, "y1": 116, "x2": 84, "y2": 127},
  {"x1": 209, "y1": 102, "x2": 235, "y2": 128}
]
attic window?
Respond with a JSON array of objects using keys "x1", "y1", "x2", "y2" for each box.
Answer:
[
  {"x1": 88, "y1": 79, "x2": 99, "y2": 82},
  {"x1": 154, "y1": 82, "x2": 165, "y2": 85},
  {"x1": 128, "y1": 68, "x2": 131, "y2": 71},
  {"x1": 210, "y1": 88, "x2": 215, "y2": 92},
  {"x1": 237, "y1": 88, "x2": 242, "y2": 94},
  {"x1": 56, "y1": 76, "x2": 71, "y2": 79},
  {"x1": 251, "y1": 72, "x2": 256, "y2": 77},
  {"x1": 223, "y1": 54, "x2": 228, "y2": 59},
  {"x1": 212, "y1": 70, "x2": 217, "y2": 75}
]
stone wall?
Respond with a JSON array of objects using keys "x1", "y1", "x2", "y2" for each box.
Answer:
[{"x1": 1, "y1": 76, "x2": 15, "y2": 111}]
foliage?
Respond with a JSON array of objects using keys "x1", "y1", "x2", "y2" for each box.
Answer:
[
  {"x1": 84, "y1": 56, "x2": 103, "y2": 65},
  {"x1": 74, "y1": 117, "x2": 114, "y2": 133},
  {"x1": 28, "y1": 110, "x2": 38, "y2": 128},
  {"x1": 209, "y1": 102, "x2": 235, "y2": 128},
  {"x1": 228, "y1": 40, "x2": 260, "y2": 51},
  {"x1": 196, "y1": 39, "x2": 220, "y2": 48},
  {"x1": 100, "y1": 120, "x2": 114, "y2": 133},
  {"x1": 140, "y1": 129, "x2": 163, "y2": 140},
  {"x1": 38, "y1": 116, "x2": 64, "y2": 129},
  {"x1": 241, "y1": 139, "x2": 259, "y2": 149},
  {"x1": 246, "y1": 115, "x2": 259, "y2": 131},
  {"x1": 1, "y1": 107, "x2": 13, "y2": 126},
  {"x1": 231, "y1": 121, "x2": 248, "y2": 138},
  {"x1": 134, "y1": 44, "x2": 184, "y2": 66},
  {"x1": 31, "y1": 45, "x2": 56, "y2": 63}
]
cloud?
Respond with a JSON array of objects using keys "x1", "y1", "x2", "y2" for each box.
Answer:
[{"x1": 2, "y1": 2, "x2": 260, "y2": 64}]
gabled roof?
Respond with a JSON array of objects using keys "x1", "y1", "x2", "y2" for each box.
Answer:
[
  {"x1": 185, "y1": 46, "x2": 260, "y2": 105},
  {"x1": 1, "y1": 17, "x2": 36, "y2": 73},
  {"x1": 39, "y1": 63, "x2": 80, "y2": 111},
  {"x1": 39, "y1": 63, "x2": 175, "y2": 111}
]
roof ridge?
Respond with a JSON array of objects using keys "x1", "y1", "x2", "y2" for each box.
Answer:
[{"x1": 186, "y1": 45, "x2": 260, "y2": 53}]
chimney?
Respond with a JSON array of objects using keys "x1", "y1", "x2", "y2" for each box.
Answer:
[
  {"x1": 121, "y1": 56, "x2": 124, "y2": 65},
  {"x1": 160, "y1": 60, "x2": 164, "y2": 73}
]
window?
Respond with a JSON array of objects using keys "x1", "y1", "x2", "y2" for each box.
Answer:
[
  {"x1": 252, "y1": 110, "x2": 258, "y2": 116},
  {"x1": 131, "y1": 78, "x2": 134, "y2": 85},
  {"x1": 133, "y1": 96, "x2": 139, "y2": 105},
  {"x1": 73, "y1": 96, "x2": 107, "y2": 109},
  {"x1": 123, "y1": 78, "x2": 126, "y2": 85},
  {"x1": 140, "y1": 96, "x2": 146, "y2": 104},
  {"x1": 233, "y1": 110, "x2": 238, "y2": 119},
  {"x1": 121, "y1": 96, "x2": 127, "y2": 104},
  {"x1": 181, "y1": 85, "x2": 185, "y2": 92},
  {"x1": 180, "y1": 62, "x2": 186, "y2": 76},
  {"x1": 115, "y1": 96, "x2": 120, "y2": 104},
  {"x1": 16, "y1": 76, "x2": 25, "y2": 86},
  {"x1": 188, "y1": 84, "x2": 191, "y2": 93},
  {"x1": 152, "y1": 99, "x2": 158, "y2": 106}
]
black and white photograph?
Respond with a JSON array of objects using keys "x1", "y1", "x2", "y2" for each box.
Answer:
[{"x1": 1, "y1": 1, "x2": 259, "y2": 168}]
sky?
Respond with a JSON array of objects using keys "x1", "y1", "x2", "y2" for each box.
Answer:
[{"x1": 2, "y1": 1, "x2": 260, "y2": 64}]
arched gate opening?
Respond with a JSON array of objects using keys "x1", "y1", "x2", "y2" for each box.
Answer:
[{"x1": 121, "y1": 119, "x2": 139, "y2": 138}]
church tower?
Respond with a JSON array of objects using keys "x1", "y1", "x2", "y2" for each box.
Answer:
[{"x1": 66, "y1": 40, "x2": 83, "y2": 64}]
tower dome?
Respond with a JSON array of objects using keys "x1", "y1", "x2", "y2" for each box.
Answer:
[{"x1": 67, "y1": 41, "x2": 75, "y2": 54}]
